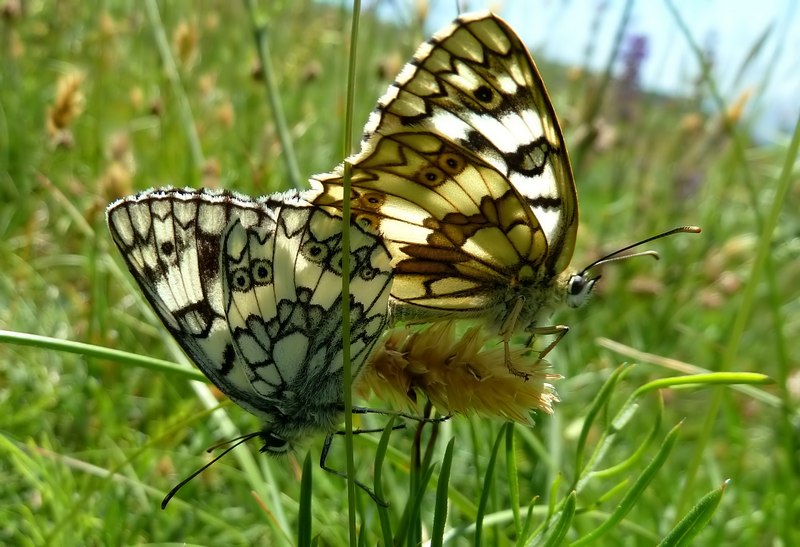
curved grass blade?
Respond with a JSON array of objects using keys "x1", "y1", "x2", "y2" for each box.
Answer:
[
  {"x1": 540, "y1": 491, "x2": 576, "y2": 547},
  {"x1": 573, "y1": 364, "x2": 632, "y2": 480},
  {"x1": 590, "y1": 391, "x2": 663, "y2": 480},
  {"x1": 572, "y1": 421, "x2": 683, "y2": 545}
]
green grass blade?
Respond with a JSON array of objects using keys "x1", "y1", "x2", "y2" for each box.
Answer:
[
  {"x1": 430, "y1": 437, "x2": 455, "y2": 547},
  {"x1": 658, "y1": 480, "x2": 730, "y2": 547},
  {"x1": 633, "y1": 372, "x2": 774, "y2": 398},
  {"x1": 572, "y1": 0, "x2": 634, "y2": 172},
  {"x1": 298, "y1": 453, "x2": 313, "y2": 547},
  {"x1": 143, "y1": 0, "x2": 204, "y2": 168},
  {"x1": 505, "y1": 423, "x2": 521, "y2": 535},
  {"x1": 474, "y1": 424, "x2": 508, "y2": 547},
  {"x1": 374, "y1": 419, "x2": 395, "y2": 546},
  {"x1": 403, "y1": 462, "x2": 437, "y2": 547},
  {"x1": 573, "y1": 364, "x2": 632, "y2": 483},
  {"x1": 590, "y1": 391, "x2": 663, "y2": 479},
  {"x1": 540, "y1": 490, "x2": 576, "y2": 547},
  {"x1": 517, "y1": 495, "x2": 539, "y2": 547},
  {"x1": 242, "y1": 0, "x2": 302, "y2": 189},
  {"x1": 0, "y1": 329, "x2": 205, "y2": 382}
]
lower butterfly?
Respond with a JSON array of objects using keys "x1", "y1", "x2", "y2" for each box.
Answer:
[{"x1": 106, "y1": 188, "x2": 393, "y2": 506}]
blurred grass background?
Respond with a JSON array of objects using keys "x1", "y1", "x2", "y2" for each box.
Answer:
[{"x1": 0, "y1": 0, "x2": 797, "y2": 544}]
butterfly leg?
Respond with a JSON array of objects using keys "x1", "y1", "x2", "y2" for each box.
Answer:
[
  {"x1": 335, "y1": 423, "x2": 407, "y2": 435},
  {"x1": 526, "y1": 324, "x2": 570, "y2": 361},
  {"x1": 319, "y1": 433, "x2": 389, "y2": 507},
  {"x1": 350, "y1": 406, "x2": 451, "y2": 424},
  {"x1": 500, "y1": 296, "x2": 533, "y2": 380}
]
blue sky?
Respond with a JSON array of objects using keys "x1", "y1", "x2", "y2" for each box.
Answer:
[{"x1": 367, "y1": 0, "x2": 799, "y2": 142}]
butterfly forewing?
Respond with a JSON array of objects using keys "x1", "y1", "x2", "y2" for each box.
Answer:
[
  {"x1": 360, "y1": 11, "x2": 577, "y2": 274},
  {"x1": 107, "y1": 189, "x2": 278, "y2": 418}
]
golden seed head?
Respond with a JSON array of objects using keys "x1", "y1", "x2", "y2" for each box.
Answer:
[{"x1": 361, "y1": 321, "x2": 561, "y2": 424}]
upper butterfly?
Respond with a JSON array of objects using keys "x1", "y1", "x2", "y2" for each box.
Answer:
[
  {"x1": 106, "y1": 188, "x2": 393, "y2": 454},
  {"x1": 310, "y1": 11, "x2": 588, "y2": 377}
]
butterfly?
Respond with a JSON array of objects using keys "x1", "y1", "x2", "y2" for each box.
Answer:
[
  {"x1": 310, "y1": 11, "x2": 699, "y2": 378},
  {"x1": 106, "y1": 188, "x2": 394, "y2": 503}
]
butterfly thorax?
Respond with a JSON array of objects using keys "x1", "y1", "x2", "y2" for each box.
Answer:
[
  {"x1": 516, "y1": 267, "x2": 597, "y2": 326},
  {"x1": 256, "y1": 386, "x2": 347, "y2": 454},
  {"x1": 511, "y1": 268, "x2": 574, "y2": 331}
]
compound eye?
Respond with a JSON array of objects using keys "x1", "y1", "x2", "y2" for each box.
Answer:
[
  {"x1": 569, "y1": 274, "x2": 586, "y2": 296},
  {"x1": 261, "y1": 432, "x2": 290, "y2": 454},
  {"x1": 566, "y1": 273, "x2": 596, "y2": 308}
]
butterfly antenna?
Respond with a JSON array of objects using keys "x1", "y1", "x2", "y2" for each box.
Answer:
[
  {"x1": 204, "y1": 431, "x2": 263, "y2": 452},
  {"x1": 580, "y1": 226, "x2": 701, "y2": 275},
  {"x1": 161, "y1": 431, "x2": 262, "y2": 509}
]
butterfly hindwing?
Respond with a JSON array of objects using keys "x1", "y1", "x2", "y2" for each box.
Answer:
[
  {"x1": 315, "y1": 132, "x2": 552, "y2": 324},
  {"x1": 221, "y1": 206, "x2": 394, "y2": 419}
]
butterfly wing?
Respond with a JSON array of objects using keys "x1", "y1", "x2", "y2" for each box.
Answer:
[
  {"x1": 221, "y1": 204, "x2": 394, "y2": 433},
  {"x1": 360, "y1": 11, "x2": 577, "y2": 273},
  {"x1": 106, "y1": 189, "x2": 296, "y2": 420}
]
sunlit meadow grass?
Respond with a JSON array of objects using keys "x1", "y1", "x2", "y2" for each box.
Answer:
[{"x1": 0, "y1": 0, "x2": 797, "y2": 545}]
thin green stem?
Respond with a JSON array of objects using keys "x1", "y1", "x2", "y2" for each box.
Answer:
[
  {"x1": 341, "y1": 2, "x2": 362, "y2": 546},
  {"x1": 143, "y1": 0, "x2": 204, "y2": 168},
  {"x1": 242, "y1": 0, "x2": 303, "y2": 189}
]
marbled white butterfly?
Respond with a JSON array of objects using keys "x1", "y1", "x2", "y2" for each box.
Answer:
[
  {"x1": 311, "y1": 11, "x2": 699, "y2": 377},
  {"x1": 106, "y1": 189, "x2": 393, "y2": 503}
]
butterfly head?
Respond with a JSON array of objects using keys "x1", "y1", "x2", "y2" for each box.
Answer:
[
  {"x1": 259, "y1": 430, "x2": 292, "y2": 455},
  {"x1": 257, "y1": 401, "x2": 348, "y2": 456},
  {"x1": 565, "y1": 271, "x2": 599, "y2": 309}
]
